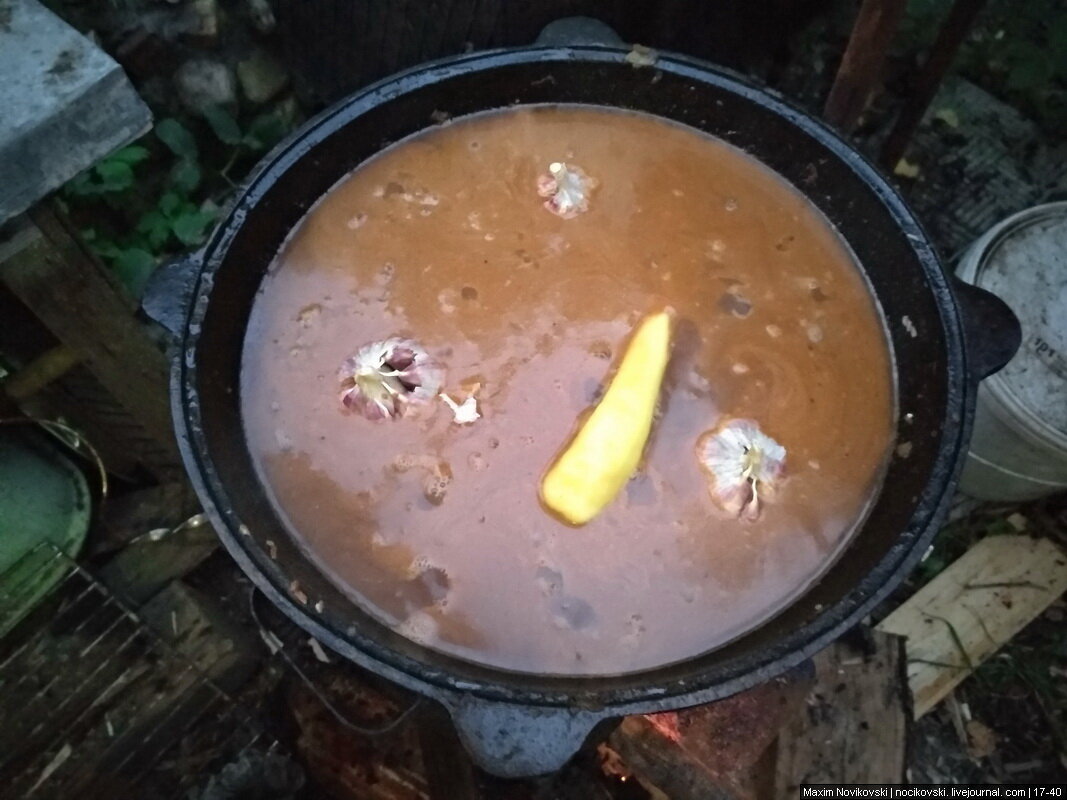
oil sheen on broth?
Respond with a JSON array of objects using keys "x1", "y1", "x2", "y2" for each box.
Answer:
[{"x1": 241, "y1": 106, "x2": 894, "y2": 675}]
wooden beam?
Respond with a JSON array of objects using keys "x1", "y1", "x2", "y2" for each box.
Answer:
[
  {"x1": 877, "y1": 535, "x2": 1067, "y2": 718},
  {"x1": 774, "y1": 629, "x2": 909, "y2": 793},
  {"x1": 824, "y1": 0, "x2": 908, "y2": 132},
  {"x1": 880, "y1": 0, "x2": 988, "y2": 168},
  {"x1": 0, "y1": 213, "x2": 180, "y2": 477}
]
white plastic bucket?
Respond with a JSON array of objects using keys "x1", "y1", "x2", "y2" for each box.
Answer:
[{"x1": 956, "y1": 202, "x2": 1067, "y2": 501}]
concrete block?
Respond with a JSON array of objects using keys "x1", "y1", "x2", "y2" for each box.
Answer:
[{"x1": 0, "y1": 0, "x2": 152, "y2": 223}]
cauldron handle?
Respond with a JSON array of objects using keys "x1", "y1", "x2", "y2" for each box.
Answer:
[
  {"x1": 951, "y1": 276, "x2": 1021, "y2": 382},
  {"x1": 141, "y1": 251, "x2": 203, "y2": 339},
  {"x1": 443, "y1": 695, "x2": 603, "y2": 778}
]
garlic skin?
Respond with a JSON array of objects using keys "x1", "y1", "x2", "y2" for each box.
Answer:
[
  {"x1": 537, "y1": 162, "x2": 596, "y2": 219},
  {"x1": 338, "y1": 339, "x2": 443, "y2": 421},
  {"x1": 697, "y1": 419, "x2": 786, "y2": 520},
  {"x1": 440, "y1": 392, "x2": 480, "y2": 425}
]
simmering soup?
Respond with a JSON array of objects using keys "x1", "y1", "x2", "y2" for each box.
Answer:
[{"x1": 241, "y1": 106, "x2": 894, "y2": 675}]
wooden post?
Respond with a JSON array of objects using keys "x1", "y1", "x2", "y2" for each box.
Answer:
[
  {"x1": 880, "y1": 0, "x2": 988, "y2": 168},
  {"x1": 824, "y1": 0, "x2": 908, "y2": 133},
  {"x1": 0, "y1": 210, "x2": 181, "y2": 478}
]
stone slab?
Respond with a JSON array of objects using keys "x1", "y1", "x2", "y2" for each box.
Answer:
[{"x1": 0, "y1": 0, "x2": 151, "y2": 222}]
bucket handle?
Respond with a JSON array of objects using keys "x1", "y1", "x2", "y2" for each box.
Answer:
[{"x1": 952, "y1": 277, "x2": 1021, "y2": 382}]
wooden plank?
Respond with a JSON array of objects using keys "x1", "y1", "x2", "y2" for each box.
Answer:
[
  {"x1": 98, "y1": 515, "x2": 217, "y2": 606},
  {"x1": 880, "y1": 0, "x2": 988, "y2": 168},
  {"x1": 44, "y1": 362, "x2": 175, "y2": 479},
  {"x1": 876, "y1": 535, "x2": 1067, "y2": 718},
  {"x1": 774, "y1": 630, "x2": 909, "y2": 792},
  {"x1": 0, "y1": 213, "x2": 180, "y2": 477},
  {"x1": 823, "y1": 0, "x2": 907, "y2": 132}
]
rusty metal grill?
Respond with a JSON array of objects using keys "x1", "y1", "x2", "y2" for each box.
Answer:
[{"x1": 0, "y1": 544, "x2": 275, "y2": 800}]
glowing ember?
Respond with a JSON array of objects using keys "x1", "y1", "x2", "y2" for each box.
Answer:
[
  {"x1": 338, "y1": 339, "x2": 442, "y2": 421},
  {"x1": 537, "y1": 162, "x2": 596, "y2": 218},
  {"x1": 644, "y1": 711, "x2": 683, "y2": 743},
  {"x1": 697, "y1": 419, "x2": 786, "y2": 520}
]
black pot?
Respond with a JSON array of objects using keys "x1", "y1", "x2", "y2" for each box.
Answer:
[{"x1": 146, "y1": 46, "x2": 1020, "y2": 777}]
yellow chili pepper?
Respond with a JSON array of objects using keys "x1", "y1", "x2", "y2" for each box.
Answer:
[{"x1": 540, "y1": 310, "x2": 673, "y2": 525}]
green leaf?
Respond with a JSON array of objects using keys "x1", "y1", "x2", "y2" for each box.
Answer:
[
  {"x1": 92, "y1": 242, "x2": 122, "y2": 259},
  {"x1": 158, "y1": 191, "x2": 183, "y2": 217},
  {"x1": 108, "y1": 145, "x2": 150, "y2": 166},
  {"x1": 203, "y1": 104, "x2": 243, "y2": 145},
  {"x1": 155, "y1": 118, "x2": 198, "y2": 159},
  {"x1": 94, "y1": 159, "x2": 135, "y2": 192},
  {"x1": 984, "y1": 517, "x2": 1016, "y2": 537},
  {"x1": 243, "y1": 110, "x2": 289, "y2": 151},
  {"x1": 1048, "y1": 14, "x2": 1067, "y2": 48},
  {"x1": 169, "y1": 158, "x2": 201, "y2": 194},
  {"x1": 64, "y1": 171, "x2": 100, "y2": 197},
  {"x1": 112, "y1": 248, "x2": 158, "y2": 296},
  {"x1": 1049, "y1": 16, "x2": 1067, "y2": 75},
  {"x1": 1006, "y1": 46, "x2": 1053, "y2": 90},
  {"x1": 171, "y1": 210, "x2": 216, "y2": 245},
  {"x1": 135, "y1": 210, "x2": 173, "y2": 249}
]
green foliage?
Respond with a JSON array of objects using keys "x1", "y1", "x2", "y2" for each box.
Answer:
[
  {"x1": 64, "y1": 145, "x2": 149, "y2": 196},
  {"x1": 61, "y1": 100, "x2": 300, "y2": 296},
  {"x1": 244, "y1": 108, "x2": 293, "y2": 150},
  {"x1": 202, "y1": 105, "x2": 243, "y2": 146},
  {"x1": 155, "y1": 118, "x2": 198, "y2": 160},
  {"x1": 169, "y1": 158, "x2": 201, "y2": 195},
  {"x1": 901, "y1": 0, "x2": 1067, "y2": 132}
]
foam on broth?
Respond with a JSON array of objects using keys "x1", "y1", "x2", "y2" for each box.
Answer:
[{"x1": 241, "y1": 106, "x2": 894, "y2": 675}]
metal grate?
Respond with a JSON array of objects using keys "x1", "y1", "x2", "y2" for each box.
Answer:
[{"x1": 0, "y1": 544, "x2": 275, "y2": 800}]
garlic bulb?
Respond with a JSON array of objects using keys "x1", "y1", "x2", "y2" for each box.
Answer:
[
  {"x1": 338, "y1": 339, "x2": 443, "y2": 421},
  {"x1": 537, "y1": 162, "x2": 596, "y2": 219},
  {"x1": 697, "y1": 419, "x2": 786, "y2": 520}
]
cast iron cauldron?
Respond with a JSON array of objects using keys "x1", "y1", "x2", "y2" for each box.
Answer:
[{"x1": 146, "y1": 46, "x2": 1020, "y2": 777}]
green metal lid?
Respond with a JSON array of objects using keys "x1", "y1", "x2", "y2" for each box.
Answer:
[{"x1": 0, "y1": 425, "x2": 90, "y2": 636}]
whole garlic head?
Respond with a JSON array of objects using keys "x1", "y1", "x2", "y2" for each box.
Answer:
[
  {"x1": 537, "y1": 162, "x2": 596, "y2": 219},
  {"x1": 338, "y1": 338, "x2": 443, "y2": 421},
  {"x1": 697, "y1": 418, "x2": 786, "y2": 520}
]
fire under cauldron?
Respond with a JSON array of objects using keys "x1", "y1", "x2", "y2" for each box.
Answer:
[{"x1": 144, "y1": 45, "x2": 1020, "y2": 777}]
